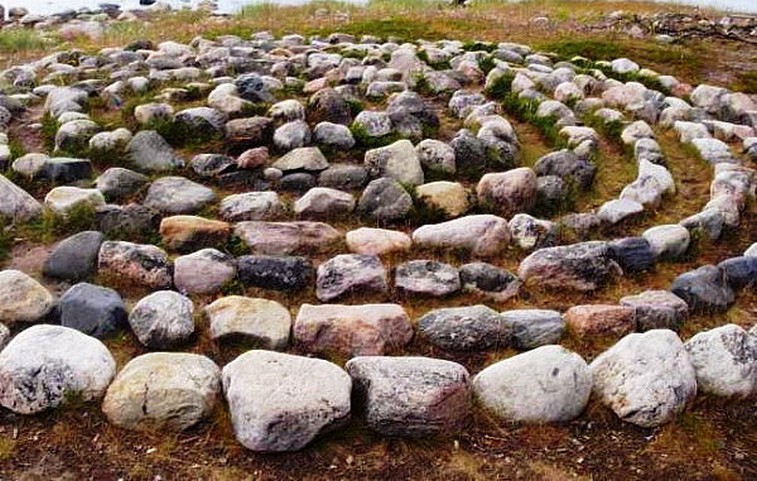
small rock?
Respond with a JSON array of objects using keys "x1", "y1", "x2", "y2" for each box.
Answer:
[
  {"x1": 0, "y1": 270, "x2": 55, "y2": 324},
  {"x1": 44, "y1": 187, "x2": 105, "y2": 216},
  {"x1": 294, "y1": 187, "x2": 355, "y2": 218},
  {"x1": 59, "y1": 283, "x2": 126, "y2": 339},
  {"x1": 458, "y1": 262, "x2": 521, "y2": 301},
  {"x1": 395, "y1": 260, "x2": 460, "y2": 297},
  {"x1": 643, "y1": 224, "x2": 690, "y2": 260},
  {"x1": 316, "y1": 254, "x2": 389, "y2": 302},
  {"x1": 364, "y1": 140, "x2": 424, "y2": 186},
  {"x1": 518, "y1": 241, "x2": 621, "y2": 291},
  {"x1": 419, "y1": 305, "x2": 510, "y2": 351},
  {"x1": 233, "y1": 221, "x2": 341, "y2": 255},
  {"x1": 95, "y1": 167, "x2": 150, "y2": 201},
  {"x1": 159, "y1": 215, "x2": 230, "y2": 253},
  {"x1": 219, "y1": 192, "x2": 283, "y2": 222},
  {"x1": 565, "y1": 304, "x2": 636, "y2": 339},
  {"x1": 128, "y1": 291, "x2": 195, "y2": 348},
  {"x1": 358, "y1": 177, "x2": 413, "y2": 222},
  {"x1": 126, "y1": 130, "x2": 184, "y2": 172},
  {"x1": 205, "y1": 296, "x2": 291, "y2": 349},
  {"x1": 412, "y1": 215, "x2": 511, "y2": 257}
]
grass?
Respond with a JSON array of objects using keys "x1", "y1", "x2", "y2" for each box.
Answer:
[{"x1": 0, "y1": 29, "x2": 50, "y2": 54}]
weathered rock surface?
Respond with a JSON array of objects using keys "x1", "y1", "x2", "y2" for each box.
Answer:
[
  {"x1": 395, "y1": 260, "x2": 461, "y2": 297},
  {"x1": 43, "y1": 231, "x2": 104, "y2": 282},
  {"x1": 345, "y1": 227, "x2": 412, "y2": 255},
  {"x1": 143, "y1": 176, "x2": 216, "y2": 215},
  {"x1": 128, "y1": 291, "x2": 195, "y2": 348},
  {"x1": 518, "y1": 241, "x2": 622, "y2": 291},
  {"x1": 98, "y1": 241, "x2": 173, "y2": 289},
  {"x1": 419, "y1": 305, "x2": 510, "y2": 351},
  {"x1": 0, "y1": 174, "x2": 43, "y2": 222},
  {"x1": 237, "y1": 255, "x2": 314, "y2": 291},
  {"x1": 234, "y1": 221, "x2": 341, "y2": 255},
  {"x1": 59, "y1": 283, "x2": 126, "y2": 339},
  {"x1": 173, "y1": 249, "x2": 236, "y2": 294},
  {"x1": 502, "y1": 309, "x2": 565, "y2": 350},
  {"x1": 620, "y1": 290, "x2": 689, "y2": 331},
  {"x1": 316, "y1": 254, "x2": 388, "y2": 302},
  {"x1": 205, "y1": 296, "x2": 291, "y2": 349},
  {"x1": 565, "y1": 304, "x2": 636, "y2": 339},
  {"x1": 0, "y1": 270, "x2": 55, "y2": 324},
  {"x1": 412, "y1": 215, "x2": 511, "y2": 257},
  {"x1": 670, "y1": 265, "x2": 735, "y2": 313}
]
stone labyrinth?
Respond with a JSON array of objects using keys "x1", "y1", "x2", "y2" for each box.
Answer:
[{"x1": 0, "y1": 30, "x2": 755, "y2": 452}]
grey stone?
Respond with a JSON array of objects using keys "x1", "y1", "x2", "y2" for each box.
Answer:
[
  {"x1": 416, "y1": 139, "x2": 455, "y2": 174},
  {"x1": 364, "y1": 139, "x2": 424, "y2": 186},
  {"x1": 318, "y1": 164, "x2": 368, "y2": 190},
  {"x1": 237, "y1": 255, "x2": 314, "y2": 292},
  {"x1": 0, "y1": 174, "x2": 43, "y2": 222},
  {"x1": 205, "y1": 296, "x2": 291, "y2": 349},
  {"x1": 0, "y1": 270, "x2": 55, "y2": 324},
  {"x1": 474, "y1": 346, "x2": 591, "y2": 423},
  {"x1": 412, "y1": 214, "x2": 511, "y2": 257},
  {"x1": 0, "y1": 325, "x2": 116, "y2": 414},
  {"x1": 190, "y1": 154, "x2": 237, "y2": 178},
  {"x1": 502, "y1": 309, "x2": 565, "y2": 350},
  {"x1": 717, "y1": 256, "x2": 757, "y2": 290},
  {"x1": 458, "y1": 262, "x2": 521, "y2": 301},
  {"x1": 620, "y1": 290, "x2": 689, "y2": 331},
  {"x1": 316, "y1": 254, "x2": 388, "y2": 302},
  {"x1": 219, "y1": 192, "x2": 283, "y2": 222},
  {"x1": 95, "y1": 167, "x2": 150, "y2": 201},
  {"x1": 608, "y1": 237, "x2": 656, "y2": 274},
  {"x1": 597, "y1": 199, "x2": 644, "y2": 224},
  {"x1": 98, "y1": 241, "x2": 172, "y2": 289},
  {"x1": 126, "y1": 130, "x2": 184, "y2": 172},
  {"x1": 43, "y1": 231, "x2": 105, "y2": 282},
  {"x1": 358, "y1": 177, "x2": 413, "y2": 222},
  {"x1": 59, "y1": 282, "x2": 126, "y2": 339},
  {"x1": 670, "y1": 265, "x2": 735, "y2": 313},
  {"x1": 233, "y1": 221, "x2": 341, "y2": 255},
  {"x1": 272, "y1": 146, "x2": 329, "y2": 172},
  {"x1": 419, "y1": 305, "x2": 510, "y2": 351},
  {"x1": 273, "y1": 120, "x2": 311, "y2": 151},
  {"x1": 143, "y1": 176, "x2": 216, "y2": 215},
  {"x1": 128, "y1": 291, "x2": 195, "y2": 348},
  {"x1": 353, "y1": 110, "x2": 392, "y2": 138},
  {"x1": 508, "y1": 214, "x2": 557, "y2": 251},
  {"x1": 222, "y1": 351, "x2": 351, "y2": 452},
  {"x1": 518, "y1": 241, "x2": 622, "y2": 291},
  {"x1": 395, "y1": 260, "x2": 460, "y2": 297},
  {"x1": 313, "y1": 122, "x2": 356, "y2": 150},
  {"x1": 294, "y1": 187, "x2": 355, "y2": 219},
  {"x1": 174, "y1": 249, "x2": 236, "y2": 295},
  {"x1": 534, "y1": 150, "x2": 595, "y2": 189},
  {"x1": 346, "y1": 356, "x2": 471, "y2": 437}
]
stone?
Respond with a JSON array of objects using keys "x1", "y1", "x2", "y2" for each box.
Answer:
[
  {"x1": 272, "y1": 146, "x2": 328, "y2": 172},
  {"x1": 143, "y1": 176, "x2": 216, "y2": 215},
  {"x1": 642, "y1": 224, "x2": 690, "y2": 260},
  {"x1": 518, "y1": 241, "x2": 621, "y2": 291},
  {"x1": 234, "y1": 221, "x2": 341, "y2": 255},
  {"x1": 0, "y1": 270, "x2": 55, "y2": 324},
  {"x1": 294, "y1": 303, "x2": 413, "y2": 356},
  {"x1": 235, "y1": 73, "x2": 274, "y2": 103},
  {"x1": 126, "y1": 130, "x2": 184, "y2": 172},
  {"x1": 620, "y1": 290, "x2": 689, "y2": 331},
  {"x1": 419, "y1": 305, "x2": 510, "y2": 351},
  {"x1": 476, "y1": 168, "x2": 537, "y2": 218},
  {"x1": 357, "y1": 177, "x2": 413, "y2": 222},
  {"x1": 59, "y1": 283, "x2": 126, "y2": 339},
  {"x1": 225, "y1": 117, "x2": 273, "y2": 147},
  {"x1": 268, "y1": 99, "x2": 306, "y2": 124},
  {"x1": 43, "y1": 231, "x2": 104, "y2": 282},
  {"x1": 449, "y1": 90, "x2": 486, "y2": 118},
  {"x1": 96, "y1": 204, "x2": 161, "y2": 240},
  {"x1": 346, "y1": 356, "x2": 471, "y2": 437},
  {"x1": 717, "y1": 256, "x2": 757, "y2": 290},
  {"x1": 502, "y1": 309, "x2": 565, "y2": 350},
  {"x1": 191, "y1": 154, "x2": 237, "y2": 178},
  {"x1": 237, "y1": 147, "x2": 270, "y2": 170},
  {"x1": 353, "y1": 110, "x2": 392, "y2": 138},
  {"x1": 0, "y1": 174, "x2": 43, "y2": 222},
  {"x1": 608, "y1": 237, "x2": 656, "y2": 274},
  {"x1": 450, "y1": 130, "x2": 489, "y2": 177},
  {"x1": 55, "y1": 119, "x2": 100, "y2": 152},
  {"x1": 345, "y1": 227, "x2": 412, "y2": 256},
  {"x1": 313, "y1": 122, "x2": 356, "y2": 150},
  {"x1": 684, "y1": 324, "x2": 757, "y2": 398},
  {"x1": 590, "y1": 329, "x2": 697, "y2": 428},
  {"x1": 133, "y1": 103, "x2": 174, "y2": 126},
  {"x1": 0, "y1": 325, "x2": 116, "y2": 414},
  {"x1": 395, "y1": 260, "x2": 460, "y2": 297},
  {"x1": 44, "y1": 187, "x2": 105, "y2": 216},
  {"x1": 316, "y1": 254, "x2": 389, "y2": 302},
  {"x1": 308, "y1": 88, "x2": 352, "y2": 125},
  {"x1": 103, "y1": 352, "x2": 220, "y2": 431},
  {"x1": 98, "y1": 241, "x2": 173, "y2": 289},
  {"x1": 474, "y1": 345, "x2": 591, "y2": 423},
  {"x1": 174, "y1": 249, "x2": 236, "y2": 295},
  {"x1": 508, "y1": 214, "x2": 557, "y2": 251},
  {"x1": 237, "y1": 255, "x2": 314, "y2": 292},
  {"x1": 597, "y1": 198, "x2": 644, "y2": 224},
  {"x1": 364, "y1": 140, "x2": 424, "y2": 186},
  {"x1": 205, "y1": 296, "x2": 291, "y2": 349},
  {"x1": 745, "y1": 243, "x2": 757, "y2": 257},
  {"x1": 318, "y1": 164, "x2": 368, "y2": 190},
  {"x1": 294, "y1": 187, "x2": 355, "y2": 218},
  {"x1": 159, "y1": 216, "x2": 230, "y2": 253},
  {"x1": 458, "y1": 262, "x2": 521, "y2": 301},
  {"x1": 89, "y1": 128, "x2": 132, "y2": 154},
  {"x1": 412, "y1": 215, "x2": 511, "y2": 257},
  {"x1": 534, "y1": 150, "x2": 595, "y2": 190},
  {"x1": 222, "y1": 351, "x2": 351, "y2": 452},
  {"x1": 670, "y1": 265, "x2": 735, "y2": 313},
  {"x1": 273, "y1": 120, "x2": 311, "y2": 151},
  {"x1": 219, "y1": 192, "x2": 283, "y2": 222},
  {"x1": 129, "y1": 291, "x2": 195, "y2": 348},
  {"x1": 416, "y1": 139, "x2": 456, "y2": 174},
  {"x1": 415, "y1": 181, "x2": 469, "y2": 218},
  {"x1": 0, "y1": 324, "x2": 8, "y2": 351},
  {"x1": 565, "y1": 305, "x2": 636, "y2": 339},
  {"x1": 692, "y1": 138, "x2": 736, "y2": 165},
  {"x1": 95, "y1": 167, "x2": 150, "y2": 201}
]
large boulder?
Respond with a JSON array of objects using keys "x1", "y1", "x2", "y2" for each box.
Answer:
[
  {"x1": 205, "y1": 296, "x2": 291, "y2": 349},
  {"x1": 0, "y1": 325, "x2": 116, "y2": 414},
  {"x1": 346, "y1": 356, "x2": 471, "y2": 437},
  {"x1": 0, "y1": 270, "x2": 55, "y2": 324},
  {"x1": 684, "y1": 324, "x2": 757, "y2": 398},
  {"x1": 473, "y1": 346, "x2": 591, "y2": 423},
  {"x1": 128, "y1": 291, "x2": 195, "y2": 348},
  {"x1": 102, "y1": 353, "x2": 221, "y2": 431},
  {"x1": 590, "y1": 329, "x2": 697, "y2": 428},
  {"x1": 518, "y1": 241, "x2": 622, "y2": 291},
  {"x1": 294, "y1": 303, "x2": 413, "y2": 356},
  {"x1": 412, "y1": 215, "x2": 511, "y2": 257},
  {"x1": 419, "y1": 305, "x2": 510, "y2": 351},
  {"x1": 222, "y1": 350, "x2": 351, "y2": 452}
]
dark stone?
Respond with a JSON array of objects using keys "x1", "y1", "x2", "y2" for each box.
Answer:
[
  {"x1": 358, "y1": 177, "x2": 413, "y2": 222},
  {"x1": 459, "y1": 262, "x2": 520, "y2": 296},
  {"x1": 237, "y1": 255, "x2": 314, "y2": 291},
  {"x1": 501, "y1": 309, "x2": 565, "y2": 350},
  {"x1": 59, "y1": 282, "x2": 127, "y2": 339},
  {"x1": 670, "y1": 265, "x2": 735, "y2": 313},
  {"x1": 307, "y1": 88, "x2": 352, "y2": 125},
  {"x1": 450, "y1": 130, "x2": 488, "y2": 177},
  {"x1": 717, "y1": 256, "x2": 757, "y2": 290},
  {"x1": 318, "y1": 164, "x2": 368, "y2": 190},
  {"x1": 191, "y1": 153, "x2": 237, "y2": 178},
  {"x1": 534, "y1": 149, "x2": 596, "y2": 189},
  {"x1": 418, "y1": 305, "x2": 511, "y2": 351},
  {"x1": 395, "y1": 260, "x2": 461, "y2": 297},
  {"x1": 278, "y1": 172, "x2": 316, "y2": 192},
  {"x1": 609, "y1": 237, "x2": 656, "y2": 274},
  {"x1": 43, "y1": 231, "x2": 105, "y2": 282},
  {"x1": 386, "y1": 91, "x2": 439, "y2": 129},
  {"x1": 518, "y1": 241, "x2": 622, "y2": 291},
  {"x1": 40, "y1": 157, "x2": 93, "y2": 183},
  {"x1": 96, "y1": 203, "x2": 161, "y2": 241},
  {"x1": 235, "y1": 73, "x2": 275, "y2": 103}
]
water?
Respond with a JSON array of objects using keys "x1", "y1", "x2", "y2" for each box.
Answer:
[{"x1": 1, "y1": 0, "x2": 755, "y2": 17}]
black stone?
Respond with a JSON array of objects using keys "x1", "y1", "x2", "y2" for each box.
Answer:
[
  {"x1": 59, "y1": 282, "x2": 127, "y2": 339},
  {"x1": 237, "y1": 255, "x2": 314, "y2": 291},
  {"x1": 459, "y1": 262, "x2": 519, "y2": 294},
  {"x1": 670, "y1": 265, "x2": 735, "y2": 313},
  {"x1": 717, "y1": 256, "x2": 757, "y2": 290},
  {"x1": 609, "y1": 237, "x2": 656, "y2": 274},
  {"x1": 43, "y1": 231, "x2": 105, "y2": 282}
]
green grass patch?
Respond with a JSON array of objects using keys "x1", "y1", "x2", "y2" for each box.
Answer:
[
  {"x1": 0, "y1": 29, "x2": 49, "y2": 53},
  {"x1": 41, "y1": 113, "x2": 60, "y2": 153},
  {"x1": 483, "y1": 71, "x2": 515, "y2": 99},
  {"x1": 21, "y1": 204, "x2": 98, "y2": 244}
]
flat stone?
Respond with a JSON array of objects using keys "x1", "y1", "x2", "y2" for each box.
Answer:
[
  {"x1": 346, "y1": 356, "x2": 471, "y2": 437},
  {"x1": 412, "y1": 215, "x2": 511, "y2": 257},
  {"x1": 128, "y1": 290, "x2": 195, "y2": 348},
  {"x1": 59, "y1": 282, "x2": 126, "y2": 339},
  {"x1": 590, "y1": 330, "x2": 697, "y2": 428},
  {"x1": 143, "y1": 176, "x2": 216, "y2": 215},
  {"x1": 620, "y1": 290, "x2": 689, "y2": 331},
  {"x1": 236, "y1": 255, "x2": 314, "y2": 292},
  {"x1": 502, "y1": 309, "x2": 565, "y2": 350},
  {"x1": 565, "y1": 305, "x2": 636, "y2": 339},
  {"x1": 234, "y1": 221, "x2": 341, "y2": 255},
  {"x1": 0, "y1": 325, "x2": 116, "y2": 414},
  {"x1": 159, "y1": 215, "x2": 230, "y2": 253},
  {"x1": 518, "y1": 241, "x2": 622, "y2": 291},
  {"x1": 345, "y1": 227, "x2": 412, "y2": 256},
  {"x1": 174, "y1": 249, "x2": 236, "y2": 295},
  {"x1": 222, "y1": 351, "x2": 351, "y2": 452},
  {"x1": 316, "y1": 254, "x2": 389, "y2": 302},
  {"x1": 419, "y1": 305, "x2": 510, "y2": 351},
  {"x1": 395, "y1": 260, "x2": 460, "y2": 297},
  {"x1": 102, "y1": 353, "x2": 220, "y2": 431},
  {"x1": 0, "y1": 270, "x2": 55, "y2": 324},
  {"x1": 294, "y1": 303, "x2": 413, "y2": 356},
  {"x1": 205, "y1": 296, "x2": 291, "y2": 349},
  {"x1": 473, "y1": 345, "x2": 591, "y2": 423},
  {"x1": 458, "y1": 262, "x2": 521, "y2": 301},
  {"x1": 219, "y1": 192, "x2": 283, "y2": 222},
  {"x1": 670, "y1": 265, "x2": 735, "y2": 313}
]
